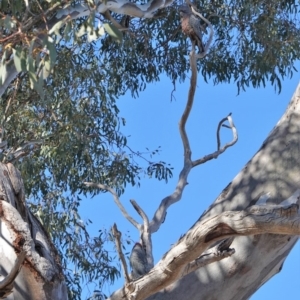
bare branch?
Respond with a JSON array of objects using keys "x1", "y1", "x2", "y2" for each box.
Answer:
[
  {"x1": 112, "y1": 223, "x2": 131, "y2": 284},
  {"x1": 149, "y1": 60, "x2": 237, "y2": 232},
  {"x1": 217, "y1": 116, "x2": 230, "y2": 151},
  {"x1": 149, "y1": 168, "x2": 189, "y2": 233},
  {"x1": 218, "y1": 113, "x2": 238, "y2": 150},
  {"x1": 109, "y1": 203, "x2": 300, "y2": 300},
  {"x1": 179, "y1": 52, "x2": 197, "y2": 161},
  {"x1": 149, "y1": 53, "x2": 199, "y2": 233},
  {"x1": 84, "y1": 182, "x2": 139, "y2": 229},
  {"x1": 192, "y1": 113, "x2": 238, "y2": 167},
  {"x1": 130, "y1": 199, "x2": 154, "y2": 268},
  {"x1": 130, "y1": 199, "x2": 149, "y2": 227},
  {"x1": 170, "y1": 80, "x2": 176, "y2": 102},
  {"x1": 0, "y1": 251, "x2": 26, "y2": 295},
  {"x1": 181, "y1": 245, "x2": 235, "y2": 276}
]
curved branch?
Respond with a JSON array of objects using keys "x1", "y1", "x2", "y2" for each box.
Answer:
[
  {"x1": 84, "y1": 182, "x2": 139, "y2": 229},
  {"x1": 130, "y1": 199, "x2": 149, "y2": 228},
  {"x1": 216, "y1": 115, "x2": 230, "y2": 150},
  {"x1": 179, "y1": 52, "x2": 197, "y2": 161},
  {"x1": 0, "y1": 251, "x2": 26, "y2": 295},
  {"x1": 109, "y1": 203, "x2": 300, "y2": 300},
  {"x1": 192, "y1": 113, "x2": 238, "y2": 167},
  {"x1": 149, "y1": 113, "x2": 237, "y2": 231},
  {"x1": 149, "y1": 53, "x2": 198, "y2": 233},
  {"x1": 218, "y1": 113, "x2": 238, "y2": 150}
]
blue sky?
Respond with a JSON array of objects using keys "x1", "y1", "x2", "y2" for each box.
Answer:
[{"x1": 80, "y1": 62, "x2": 300, "y2": 299}]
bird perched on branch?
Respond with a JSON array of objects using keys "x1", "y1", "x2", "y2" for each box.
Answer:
[
  {"x1": 179, "y1": 4, "x2": 205, "y2": 53},
  {"x1": 129, "y1": 242, "x2": 148, "y2": 280}
]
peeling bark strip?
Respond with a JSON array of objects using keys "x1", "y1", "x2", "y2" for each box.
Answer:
[
  {"x1": 109, "y1": 84, "x2": 300, "y2": 300},
  {"x1": 0, "y1": 163, "x2": 68, "y2": 300}
]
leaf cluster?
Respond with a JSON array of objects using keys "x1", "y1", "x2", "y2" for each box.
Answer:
[{"x1": 29, "y1": 194, "x2": 120, "y2": 300}]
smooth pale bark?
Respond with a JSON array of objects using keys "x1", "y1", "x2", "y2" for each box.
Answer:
[
  {"x1": 0, "y1": 164, "x2": 68, "y2": 299},
  {"x1": 146, "y1": 84, "x2": 300, "y2": 300},
  {"x1": 109, "y1": 84, "x2": 300, "y2": 300},
  {"x1": 109, "y1": 204, "x2": 300, "y2": 300}
]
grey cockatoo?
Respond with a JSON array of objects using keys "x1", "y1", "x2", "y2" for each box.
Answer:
[
  {"x1": 179, "y1": 4, "x2": 205, "y2": 53},
  {"x1": 129, "y1": 242, "x2": 148, "y2": 280}
]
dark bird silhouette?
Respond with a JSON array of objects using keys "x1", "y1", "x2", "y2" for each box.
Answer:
[
  {"x1": 129, "y1": 242, "x2": 148, "y2": 280},
  {"x1": 217, "y1": 237, "x2": 235, "y2": 253},
  {"x1": 179, "y1": 4, "x2": 205, "y2": 53}
]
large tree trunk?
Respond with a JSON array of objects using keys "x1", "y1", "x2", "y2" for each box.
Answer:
[
  {"x1": 0, "y1": 163, "x2": 68, "y2": 299},
  {"x1": 146, "y1": 84, "x2": 300, "y2": 300}
]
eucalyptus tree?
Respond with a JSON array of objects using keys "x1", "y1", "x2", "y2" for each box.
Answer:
[{"x1": 0, "y1": 0, "x2": 300, "y2": 299}]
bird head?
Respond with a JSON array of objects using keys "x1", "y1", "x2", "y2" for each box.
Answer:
[{"x1": 179, "y1": 4, "x2": 191, "y2": 16}]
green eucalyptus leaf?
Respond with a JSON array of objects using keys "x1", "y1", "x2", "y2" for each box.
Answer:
[
  {"x1": 103, "y1": 23, "x2": 122, "y2": 43},
  {"x1": 13, "y1": 47, "x2": 27, "y2": 72}
]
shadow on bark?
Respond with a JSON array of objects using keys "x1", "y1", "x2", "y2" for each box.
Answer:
[
  {"x1": 146, "y1": 84, "x2": 300, "y2": 300},
  {"x1": 0, "y1": 163, "x2": 68, "y2": 300}
]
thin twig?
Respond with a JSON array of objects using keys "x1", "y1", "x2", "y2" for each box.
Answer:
[
  {"x1": 0, "y1": 251, "x2": 26, "y2": 290},
  {"x1": 217, "y1": 114, "x2": 232, "y2": 150},
  {"x1": 170, "y1": 80, "x2": 176, "y2": 102},
  {"x1": 130, "y1": 199, "x2": 149, "y2": 229},
  {"x1": 192, "y1": 113, "x2": 238, "y2": 167},
  {"x1": 83, "y1": 182, "x2": 139, "y2": 229},
  {"x1": 112, "y1": 223, "x2": 131, "y2": 284},
  {"x1": 181, "y1": 246, "x2": 235, "y2": 276}
]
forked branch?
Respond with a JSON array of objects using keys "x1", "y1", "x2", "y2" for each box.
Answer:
[
  {"x1": 149, "y1": 54, "x2": 237, "y2": 232},
  {"x1": 109, "y1": 203, "x2": 300, "y2": 300},
  {"x1": 149, "y1": 53, "x2": 198, "y2": 232},
  {"x1": 83, "y1": 182, "x2": 139, "y2": 229}
]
